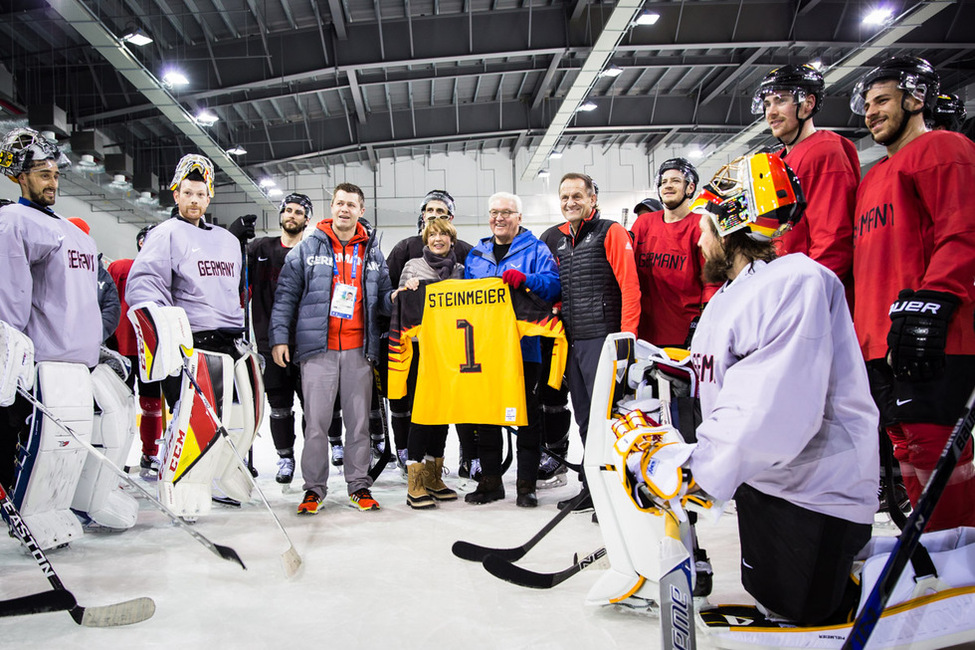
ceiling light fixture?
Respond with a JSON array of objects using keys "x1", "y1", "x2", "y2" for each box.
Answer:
[
  {"x1": 809, "y1": 59, "x2": 824, "y2": 71},
  {"x1": 226, "y1": 145, "x2": 247, "y2": 156},
  {"x1": 600, "y1": 65, "x2": 623, "y2": 78},
  {"x1": 688, "y1": 147, "x2": 705, "y2": 160},
  {"x1": 194, "y1": 110, "x2": 219, "y2": 127},
  {"x1": 549, "y1": 151, "x2": 563, "y2": 160},
  {"x1": 577, "y1": 101, "x2": 598, "y2": 112},
  {"x1": 267, "y1": 188, "x2": 284, "y2": 198},
  {"x1": 537, "y1": 169, "x2": 550, "y2": 179},
  {"x1": 635, "y1": 11, "x2": 660, "y2": 26},
  {"x1": 162, "y1": 70, "x2": 189, "y2": 89},
  {"x1": 121, "y1": 27, "x2": 153, "y2": 47},
  {"x1": 863, "y1": 7, "x2": 894, "y2": 25},
  {"x1": 259, "y1": 177, "x2": 276, "y2": 188}
]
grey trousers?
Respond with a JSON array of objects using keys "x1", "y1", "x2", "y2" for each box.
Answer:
[{"x1": 300, "y1": 349, "x2": 374, "y2": 497}]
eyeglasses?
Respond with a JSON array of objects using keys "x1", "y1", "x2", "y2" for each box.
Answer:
[{"x1": 488, "y1": 210, "x2": 519, "y2": 219}]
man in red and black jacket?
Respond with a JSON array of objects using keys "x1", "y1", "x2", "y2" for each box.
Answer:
[{"x1": 541, "y1": 172, "x2": 640, "y2": 511}]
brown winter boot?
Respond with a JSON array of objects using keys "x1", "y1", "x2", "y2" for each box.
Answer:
[
  {"x1": 464, "y1": 475, "x2": 505, "y2": 504},
  {"x1": 423, "y1": 457, "x2": 458, "y2": 501},
  {"x1": 407, "y1": 462, "x2": 436, "y2": 509}
]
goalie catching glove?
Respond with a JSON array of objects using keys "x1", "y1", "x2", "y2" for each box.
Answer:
[
  {"x1": 612, "y1": 410, "x2": 700, "y2": 521},
  {"x1": 0, "y1": 321, "x2": 34, "y2": 407},
  {"x1": 127, "y1": 303, "x2": 193, "y2": 383}
]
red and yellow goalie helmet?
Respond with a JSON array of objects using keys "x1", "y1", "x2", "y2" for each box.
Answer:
[{"x1": 690, "y1": 153, "x2": 806, "y2": 241}]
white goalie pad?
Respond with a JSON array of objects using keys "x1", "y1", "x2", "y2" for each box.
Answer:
[
  {"x1": 0, "y1": 321, "x2": 34, "y2": 407},
  {"x1": 585, "y1": 333, "x2": 667, "y2": 606},
  {"x1": 127, "y1": 302, "x2": 192, "y2": 383},
  {"x1": 157, "y1": 348, "x2": 233, "y2": 518},
  {"x1": 212, "y1": 350, "x2": 265, "y2": 503},
  {"x1": 13, "y1": 362, "x2": 92, "y2": 550},
  {"x1": 71, "y1": 363, "x2": 138, "y2": 530}
]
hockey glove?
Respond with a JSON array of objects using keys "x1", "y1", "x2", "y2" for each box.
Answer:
[
  {"x1": 0, "y1": 321, "x2": 34, "y2": 407},
  {"x1": 683, "y1": 314, "x2": 701, "y2": 349},
  {"x1": 229, "y1": 214, "x2": 257, "y2": 244},
  {"x1": 501, "y1": 269, "x2": 526, "y2": 289},
  {"x1": 887, "y1": 289, "x2": 959, "y2": 382}
]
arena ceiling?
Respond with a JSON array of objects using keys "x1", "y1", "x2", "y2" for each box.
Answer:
[{"x1": 2, "y1": 0, "x2": 974, "y2": 217}]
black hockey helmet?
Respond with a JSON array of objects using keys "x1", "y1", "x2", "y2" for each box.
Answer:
[
  {"x1": 417, "y1": 189, "x2": 455, "y2": 233},
  {"x1": 930, "y1": 93, "x2": 967, "y2": 131},
  {"x1": 850, "y1": 56, "x2": 939, "y2": 115},
  {"x1": 633, "y1": 198, "x2": 664, "y2": 214},
  {"x1": 279, "y1": 192, "x2": 313, "y2": 219},
  {"x1": 751, "y1": 64, "x2": 825, "y2": 116},
  {"x1": 656, "y1": 157, "x2": 700, "y2": 189},
  {"x1": 136, "y1": 224, "x2": 155, "y2": 250}
]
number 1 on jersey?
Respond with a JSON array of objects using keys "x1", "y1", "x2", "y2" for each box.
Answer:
[{"x1": 456, "y1": 319, "x2": 482, "y2": 373}]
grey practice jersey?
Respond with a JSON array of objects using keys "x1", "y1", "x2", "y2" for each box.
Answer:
[
  {"x1": 126, "y1": 216, "x2": 244, "y2": 332},
  {"x1": 0, "y1": 200, "x2": 101, "y2": 366}
]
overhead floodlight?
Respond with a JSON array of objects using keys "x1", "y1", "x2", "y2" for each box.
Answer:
[
  {"x1": 194, "y1": 110, "x2": 219, "y2": 127},
  {"x1": 108, "y1": 174, "x2": 133, "y2": 191},
  {"x1": 162, "y1": 70, "x2": 189, "y2": 89},
  {"x1": 226, "y1": 145, "x2": 247, "y2": 156},
  {"x1": 267, "y1": 188, "x2": 283, "y2": 198},
  {"x1": 537, "y1": 169, "x2": 550, "y2": 178},
  {"x1": 121, "y1": 27, "x2": 153, "y2": 47},
  {"x1": 549, "y1": 151, "x2": 563, "y2": 160},
  {"x1": 635, "y1": 11, "x2": 660, "y2": 26},
  {"x1": 259, "y1": 177, "x2": 276, "y2": 188},
  {"x1": 688, "y1": 147, "x2": 705, "y2": 160},
  {"x1": 863, "y1": 7, "x2": 894, "y2": 25},
  {"x1": 600, "y1": 65, "x2": 623, "y2": 78},
  {"x1": 809, "y1": 59, "x2": 824, "y2": 71},
  {"x1": 577, "y1": 101, "x2": 598, "y2": 112}
]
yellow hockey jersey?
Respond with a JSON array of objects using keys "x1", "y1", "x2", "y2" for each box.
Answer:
[{"x1": 389, "y1": 277, "x2": 567, "y2": 426}]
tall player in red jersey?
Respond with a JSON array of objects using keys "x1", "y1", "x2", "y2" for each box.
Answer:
[
  {"x1": 751, "y1": 64, "x2": 859, "y2": 287},
  {"x1": 852, "y1": 56, "x2": 975, "y2": 530},
  {"x1": 630, "y1": 157, "x2": 718, "y2": 347}
]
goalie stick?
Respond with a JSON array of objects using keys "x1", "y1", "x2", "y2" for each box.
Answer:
[
  {"x1": 179, "y1": 351, "x2": 303, "y2": 578},
  {"x1": 843, "y1": 384, "x2": 975, "y2": 650},
  {"x1": 451, "y1": 486, "x2": 591, "y2": 563},
  {"x1": 16, "y1": 386, "x2": 246, "y2": 570},
  {"x1": 0, "y1": 483, "x2": 155, "y2": 627},
  {"x1": 482, "y1": 546, "x2": 609, "y2": 589}
]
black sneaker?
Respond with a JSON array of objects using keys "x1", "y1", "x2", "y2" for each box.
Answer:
[{"x1": 558, "y1": 490, "x2": 593, "y2": 512}]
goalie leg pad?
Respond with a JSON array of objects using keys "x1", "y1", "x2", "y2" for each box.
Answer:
[
  {"x1": 157, "y1": 349, "x2": 233, "y2": 518},
  {"x1": 71, "y1": 364, "x2": 138, "y2": 530},
  {"x1": 213, "y1": 350, "x2": 265, "y2": 502},
  {"x1": 127, "y1": 303, "x2": 192, "y2": 383},
  {"x1": 13, "y1": 362, "x2": 91, "y2": 549},
  {"x1": 585, "y1": 334, "x2": 668, "y2": 605},
  {"x1": 0, "y1": 321, "x2": 34, "y2": 407}
]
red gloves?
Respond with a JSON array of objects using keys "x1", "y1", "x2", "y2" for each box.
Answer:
[{"x1": 502, "y1": 269, "x2": 526, "y2": 289}]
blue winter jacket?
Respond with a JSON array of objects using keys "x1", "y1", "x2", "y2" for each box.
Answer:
[
  {"x1": 464, "y1": 226, "x2": 560, "y2": 363},
  {"x1": 269, "y1": 218, "x2": 392, "y2": 365}
]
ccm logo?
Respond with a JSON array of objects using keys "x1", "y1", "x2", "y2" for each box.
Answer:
[{"x1": 890, "y1": 301, "x2": 942, "y2": 316}]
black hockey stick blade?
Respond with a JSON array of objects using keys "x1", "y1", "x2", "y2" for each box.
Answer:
[
  {"x1": 482, "y1": 546, "x2": 608, "y2": 589},
  {"x1": 70, "y1": 597, "x2": 156, "y2": 627},
  {"x1": 503, "y1": 427, "x2": 583, "y2": 475},
  {"x1": 843, "y1": 386, "x2": 975, "y2": 650},
  {"x1": 0, "y1": 589, "x2": 76, "y2": 618},
  {"x1": 451, "y1": 486, "x2": 590, "y2": 562}
]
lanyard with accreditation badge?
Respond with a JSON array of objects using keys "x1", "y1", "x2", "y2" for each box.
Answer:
[{"x1": 330, "y1": 243, "x2": 359, "y2": 320}]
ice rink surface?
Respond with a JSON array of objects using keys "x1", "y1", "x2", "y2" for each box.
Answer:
[{"x1": 1, "y1": 418, "x2": 965, "y2": 650}]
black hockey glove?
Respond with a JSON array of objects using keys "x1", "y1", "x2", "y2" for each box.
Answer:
[
  {"x1": 229, "y1": 214, "x2": 257, "y2": 243},
  {"x1": 887, "y1": 289, "x2": 959, "y2": 382},
  {"x1": 683, "y1": 314, "x2": 702, "y2": 349}
]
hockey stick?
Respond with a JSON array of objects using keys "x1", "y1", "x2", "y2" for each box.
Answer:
[
  {"x1": 502, "y1": 426, "x2": 583, "y2": 475},
  {"x1": 179, "y1": 351, "x2": 303, "y2": 578},
  {"x1": 0, "y1": 483, "x2": 155, "y2": 626},
  {"x1": 0, "y1": 589, "x2": 76, "y2": 618},
  {"x1": 843, "y1": 385, "x2": 975, "y2": 650},
  {"x1": 654, "y1": 373, "x2": 697, "y2": 650},
  {"x1": 16, "y1": 386, "x2": 246, "y2": 570},
  {"x1": 451, "y1": 486, "x2": 591, "y2": 563},
  {"x1": 368, "y1": 368, "x2": 392, "y2": 480},
  {"x1": 481, "y1": 546, "x2": 609, "y2": 589}
]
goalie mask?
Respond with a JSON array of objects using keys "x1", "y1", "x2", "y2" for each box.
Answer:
[
  {"x1": 691, "y1": 153, "x2": 806, "y2": 241},
  {"x1": 0, "y1": 127, "x2": 70, "y2": 180},
  {"x1": 169, "y1": 154, "x2": 215, "y2": 197}
]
